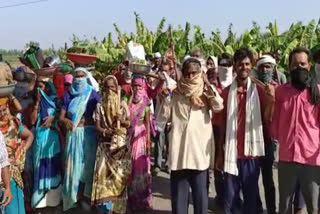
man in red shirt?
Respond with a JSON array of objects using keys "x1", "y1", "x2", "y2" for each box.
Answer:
[
  {"x1": 215, "y1": 47, "x2": 274, "y2": 214},
  {"x1": 272, "y1": 47, "x2": 320, "y2": 214}
]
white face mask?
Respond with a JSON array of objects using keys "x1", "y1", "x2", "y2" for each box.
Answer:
[{"x1": 218, "y1": 66, "x2": 233, "y2": 88}]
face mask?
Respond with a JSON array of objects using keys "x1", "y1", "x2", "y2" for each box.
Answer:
[
  {"x1": 218, "y1": 66, "x2": 233, "y2": 77},
  {"x1": 133, "y1": 88, "x2": 145, "y2": 103},
  {"x1": 218, "y1": 66, "x2": 233, "y2": 88},
  {"x1": 73, "y1": 77, "x2": 87, "y2": 93},
  {"x1": 258, "y1": 69, "x2": 273, "y2": 83},
  {"x1": 107, "y1": 88, "x2": 117, "y2": 96},
  {"x1": 291, "y1": 67, "x2": 309, "y2": 90}
]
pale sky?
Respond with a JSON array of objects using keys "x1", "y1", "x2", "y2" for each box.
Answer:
[{"x1": 1, "y1": 0, "x2": 320, "y2": 49}]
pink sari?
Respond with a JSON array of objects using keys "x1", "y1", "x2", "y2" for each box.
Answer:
[{"x1": 128, "y1": 79, "x2": 152, "y2": 211}]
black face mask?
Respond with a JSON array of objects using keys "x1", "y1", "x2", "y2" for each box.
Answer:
[{"x1": 290, "y1": 67, "x2": 309, "y2": 90}]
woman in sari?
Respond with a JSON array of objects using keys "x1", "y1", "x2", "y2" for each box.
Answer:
[
  {"x1": 30, "y1": 80, "x2": 62, "y2": 209},
  {"x1": 59, "y1": 67, "x2": 100, "y2": 211},
  {"x1": 127, "y1": 77, "x2": 152, "y2": 211},
  {"x1": 0, "y1": 97, "x2": 34, "y2": 214},
  {"x1": 91, "y1": 75, "x2": 131, "y2": 214}
]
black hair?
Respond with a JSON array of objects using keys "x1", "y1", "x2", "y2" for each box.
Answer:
[
  {"x1": 289, "y1": 47, "x2": 311, "y2": 66},
  {"x1": 218, "y1": 53, "x2": 233, "y2": 66},
  {"x1": 233, "y1": 47, "x2": 254, "y2": 65}
]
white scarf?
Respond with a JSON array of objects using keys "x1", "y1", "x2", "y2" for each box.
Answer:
[{"x1": 224, "y1": 77, "x2": 265, "y2": 176}]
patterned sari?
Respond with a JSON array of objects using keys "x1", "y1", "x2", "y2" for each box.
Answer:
[
  {"x1": 0, "y1": 109, "x2": 26, "y2": 214},
  {"x1": 91, "y1": 86, "x2": 131, "y2": 214}
]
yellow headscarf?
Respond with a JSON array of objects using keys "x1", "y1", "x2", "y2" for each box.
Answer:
[
  {"x1": 102, "y1": 75, "x2": 120, "y2": 128},
  {"x1": 0, "y1": 98, "x2": 9, "y2": 106}
]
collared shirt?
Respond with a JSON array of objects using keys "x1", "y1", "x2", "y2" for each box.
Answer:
[
  {"x1": 272, "y1": 83, "x2": 320, "y2": 166},
  {"x1": 0, "y1": 132, "x2": 10, "y2": 184},
  {"x1": 215, "y1": 84, "x2": 268, "y2": 159}
]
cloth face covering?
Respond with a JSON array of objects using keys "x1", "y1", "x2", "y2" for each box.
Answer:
[
  {"x1": 258, "y1": 66, "x2": 274, "y2": 83},
  {"x1": 291, "y1": 67, "x2": 309, "y2": 90},
  {"x1": 218, "y1": 66, "x2": 233, "y2": 88},
  {"x1": 71, "y1": 77, "x2": 88, "y2": 94}
]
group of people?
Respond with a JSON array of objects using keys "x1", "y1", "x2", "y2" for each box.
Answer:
[{"x1": 0, "y1": 45, "x2": 319, "y2": 214}]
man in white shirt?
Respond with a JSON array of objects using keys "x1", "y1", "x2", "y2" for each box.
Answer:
[{"x1": 169, "y1": 58, "x2": 223, "y2": 214}]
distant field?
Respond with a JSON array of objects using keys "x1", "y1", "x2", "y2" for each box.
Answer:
[{"x1": 3, "y1": 55, "x2": 22, "y2": 68}]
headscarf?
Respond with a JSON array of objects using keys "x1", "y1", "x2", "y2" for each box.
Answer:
[
  {"x1": 207, "y1": 56, "x2": 218, "y2": 69},
  {"x1": 71, "y1": 67, "x2": 89, "y2": 96},
  {"x1": 73, "y1": 67, "x2": 100, "y2": 92},
  {"x1": 102, "y1": 75, "x2": 120, "y2": 128},
  {"x1": 68, "y1": 67, "x2": 93, "y2": 128},
  {"x1": 0, "y1": 98, "x2": 9, "y2": 106},
  {"x1": 256, "y1": 55, "x2": 276, "y2": 68},
  {"x1": 64, "y1": 74, "x2": 73, "y2": 84},
  {"x1": 177, "y1": 58, "x2": 204, "y2": 108},
  {"x1": 129, "y1": 77, "x2": 151, "y2": 141},
  {"x1": 132, "y1": 77, "x2": 148, "y2": 104},
  {"x1": 0, "y1": 98, "x2": 25, "y2": 189},
  {"x1": 39, "y1": 81, "x2": 57, "y2": 122}
]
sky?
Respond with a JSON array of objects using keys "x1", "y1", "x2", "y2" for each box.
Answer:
[{"x1": 1, "y1": 0, "x2": 320, "y2": 50}]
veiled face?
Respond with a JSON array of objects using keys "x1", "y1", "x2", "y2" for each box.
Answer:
[
  {"x1": 207, "y1": 58, "x2": 215, "y2": 69},
  {"x1": 0, "y1": 104, "x2": 8, "y2": 120},
  {"x1": 105, "y1": 78, "x2": 117, "y2": 93},
  {"x1": 183, "y1": 62, "x2": 201, "y2": 80}
]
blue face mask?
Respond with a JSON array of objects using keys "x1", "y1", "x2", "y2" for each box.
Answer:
[{"x1": 72, "y1": 77, "x2": 87, "y2": 94}]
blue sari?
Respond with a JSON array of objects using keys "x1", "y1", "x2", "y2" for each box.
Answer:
[
  {"x1": 31, "y1": 88, "x2": 62, "y2": 208},
  {"x1": 62, "y1": 82, "x2": 98, "y2": 211}
]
